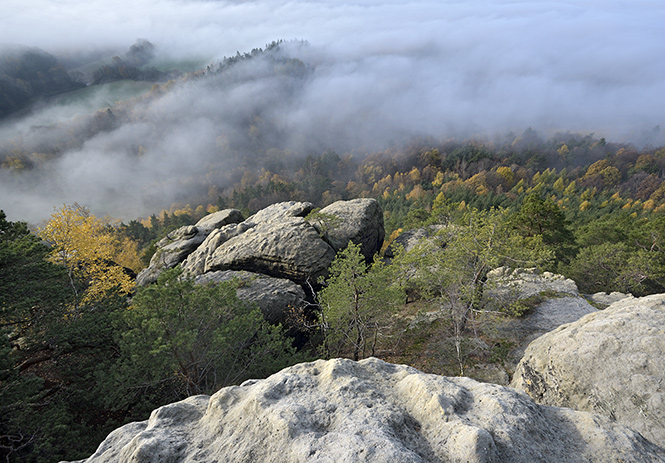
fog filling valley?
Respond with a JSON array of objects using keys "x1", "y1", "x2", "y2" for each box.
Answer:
[{"x1": 1, "y1": 0, "x2": 665, "y2": 223}]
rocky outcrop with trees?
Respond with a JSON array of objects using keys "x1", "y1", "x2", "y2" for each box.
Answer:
[
  {"x1": 136, "y1": 208, "x2": 244, "y2": 285},
  {"x1": 511, "y1": 294, "x2": 665, "y2": 447},
  {"x1": 64, "y1": 357, "x2": 665, "y2": 463},
  {"x1": 137, "y1": 199, "x2": 385, "y2": 322}
]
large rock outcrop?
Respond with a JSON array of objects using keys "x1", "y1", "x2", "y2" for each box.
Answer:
[
  {"x1": 511, "y1": 294, "x2": 665, "y2": 446},
  {"x1": 136, "y1": 200, "x2": 385, "y2": 322},
  {"x1": 136, "y1": 209, "x2": 244, "y2": 285},
  {"x1": 194, "y1": 270, "x2": 307, "y2": 324},
  {"x1": 471, "y1": 267, "x2": 597, "y2": 384},
  {"x1": 142, "y1": 200, "x2": 386, "y2": 287},
  {"x1": 486, "y1": 267, "x2": 598, "y2": 335},
  {"x1": 180, "y1": 222, "x2": 255, "y2": 277},
  {"x1": 314, "y1": 198, "x2": 385, "y2": 261},
  {"x1": 244, "y1": 201, "x2": 315, "y2": 225},
  {"x1": 485, "y1": 267, "x2": 580, "y2": 300},
  {"x1": 66, "y1": 358, "x2": 664, "y2": 463},
  {"x1": 206, "y1": 216, "x2": 336, "y2": 284}
]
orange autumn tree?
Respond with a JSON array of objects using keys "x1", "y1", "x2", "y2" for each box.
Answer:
[{"x1": 39, "y1": 203, "x2": 136, "y2": 307}]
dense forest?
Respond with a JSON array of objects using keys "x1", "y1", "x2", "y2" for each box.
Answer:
[{"x1": 3, "y1": 41, "x2": 665, "y2": 462}]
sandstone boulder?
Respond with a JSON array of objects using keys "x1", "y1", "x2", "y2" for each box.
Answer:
[
  {"x1": 193, "y1": 208, "x2": 244, "y2": 233},
  {"x1": 245, "y1": 200, "x2": 314, "y2": 225},
  {"x1": 181, "y1": 222, "x2": 254, "y2": 277},
  {"x1": 315, "y1": 198, "x2": 384, "y2": 261},
  {"x1": 66, "y1": 358, "x2": 664, "y2": 463},
  {"x1": 181, "y1": 202, "x2": 315, "y2": 278},
  {"x1": 510, "y1": 296, "x2": 598, "y2": 334},
  {"x1": 463, "y1": 268, "x2": 596, "y2": 384},
  {"x1": 135, "y1": 209, "x2": 243, "y2": 285},
  {"x1": 486, "y1": 266, "x2": 580, "y2": 300},
  {"x1": 511, "y1": 294, "x2": 665, "y2": 446},
  {"x1": 206, "y1": 217, "x2": 336, "y2": 284},
  {"x1": 194, "y1": 270, "x2": 307, "y2": 324},
  {"x1": 587, "y1": 291, "x2": 633, "y2": 308}
]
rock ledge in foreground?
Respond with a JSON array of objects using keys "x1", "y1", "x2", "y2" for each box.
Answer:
[
  {"x1": 512, "y1": 293, "x2": 665, "y2": 447},
  {"x1": 67, "y1": 358, "x2": 664, "y2": 463}
]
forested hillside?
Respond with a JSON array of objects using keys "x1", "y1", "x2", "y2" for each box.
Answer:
[{"x1": 139, "y1": 130, "x2": 665, "y2": 296}]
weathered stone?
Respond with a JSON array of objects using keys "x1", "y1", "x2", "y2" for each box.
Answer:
[
  {"x1": 587, "y1": 291, "x2": 633, "y2": 308},
  {"x1": 136, "y1": 209, "x2": 244, "y2": 285},
  {"x1": 486, "y1": 266, "x2": 580, "y2": 300},
  {"x1": 315, "y1": 198, "x2": 385, "y2": 261},
  {"x1": 245, "y1": 201, "x2": 314, "y2": 225},
  {"x1": 194, "y1": 208, "x2": 244, "y2": 233},
  {"x1": 512, "y1": 296, "x2": 597, "y2": 334},
  {"x1": 66, "y1": 358, "x2": 665, "y2": 463},
  {"x1": 136, "y1": 225, "x2": 206, "y2": 285},
  {"x1": 206, "y1": 217, "x2": 336, "y2": 284},
  {"x1": 511, "y1": 294, "x2": 665, "y2": 446},
  {"x1": 194, "y1": 270, "x2": 307, "y2": 324},
  {"x1": 181, "y1": 222, "x2": 254, "y2": 277}
]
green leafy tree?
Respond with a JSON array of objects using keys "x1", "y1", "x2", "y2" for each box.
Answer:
[
  {"x1": 511, "y1": 193, "x2": 576, "y2": 265},
  {"x1": 110, "y1": 268, "x2": 302, "y2": 414},
  {"x1": 317, "y1": 243, "x2": 403, "y2": 361},
  {"x1": 393, "y1": 208, "x2": 552, "y2": 374},
  {"x1": 566, "y1": 214, "x2": 665, "y2": 295}
]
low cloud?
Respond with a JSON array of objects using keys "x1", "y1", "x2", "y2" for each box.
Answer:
[{"x1": 1, "y1": 0, "x2": 664, "y2": 223}]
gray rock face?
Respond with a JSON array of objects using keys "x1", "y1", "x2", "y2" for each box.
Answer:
[
  {"x1": 486, "y1": 267, "x2": 580, "y2": 300},
  {"x1": 463, "y1": 268, "x2": 597, "y2": 384},
  {"x1": 511, "y1": 294, "x2": 665, "y2": 446},
  {"x1": 316, "y1": 198, "x2": 385, "y2": 260},
  {"x1": 194, "y1": 270, "x2": 307, "y2": 324},
  {"x1": 515, "y1": 296, "x2": 598, "y2": 334},
  {"x1": 67, "y1": 358, "x2": 665, "y2": 463},
  {"x1": 193, "y1": 209, "x2": 244, "y2": 233},
  {"x1": 485, "y1": 267, "x2": 597, "y2": 336},
  {"x1": 587, "y1": 291, "x2": 633, "y2": 308},
  {"x1": 136, "y1": 225, "x2": 206, "y2": 285},
  {"x1": 245, "y1": 201, "x2": 314, "y2": 225},
  {"x1": 181, "y1": 222, "x2": 254, "y2": 277},
  {"x1": 136, "y1": 209, "x2": 244, "y2": 285},
  {"x1": 181, "y1": 202, "x2": 316, "y2": 278},
  {"x1": 206, "y1": 217, "x2": 336, "y2": 284}
]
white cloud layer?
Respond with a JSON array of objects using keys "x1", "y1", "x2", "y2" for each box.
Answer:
[{"x1": 1, "y1": 0, "x2": 665, "y2": 222}]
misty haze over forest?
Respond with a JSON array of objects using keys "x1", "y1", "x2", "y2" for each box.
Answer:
[{"x1": 1, "y1": 0, "x2": 664, "y2": 223}]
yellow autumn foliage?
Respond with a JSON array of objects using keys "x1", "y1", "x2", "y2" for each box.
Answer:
[
  {"x1": 381, "y1": 228, "x2": 403, "y2": 254},
  {"x1": 405, "y1": 184, "x2": 425, "y2": 201},
  {"x1": 496, "y1": 166, "x2": 515, "y2": 186},
  {"x1": 39, "y1": 204, "x2": 136, "y2": 305},
  {"x1": 432, "y1": 171, "x2": 445, "y2": 188}
]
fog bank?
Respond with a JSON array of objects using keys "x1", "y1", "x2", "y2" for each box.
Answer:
[{"x1": 1, "y1": 0, "x2": 664, "y2": 223}]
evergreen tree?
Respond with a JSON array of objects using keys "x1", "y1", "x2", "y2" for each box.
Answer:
[
  {"x1": 317, "y1": 243, "x2": 403, "y2": 361},
  {"x1": 109, "y1": 268, "x2": 303, "y2": 415}
]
